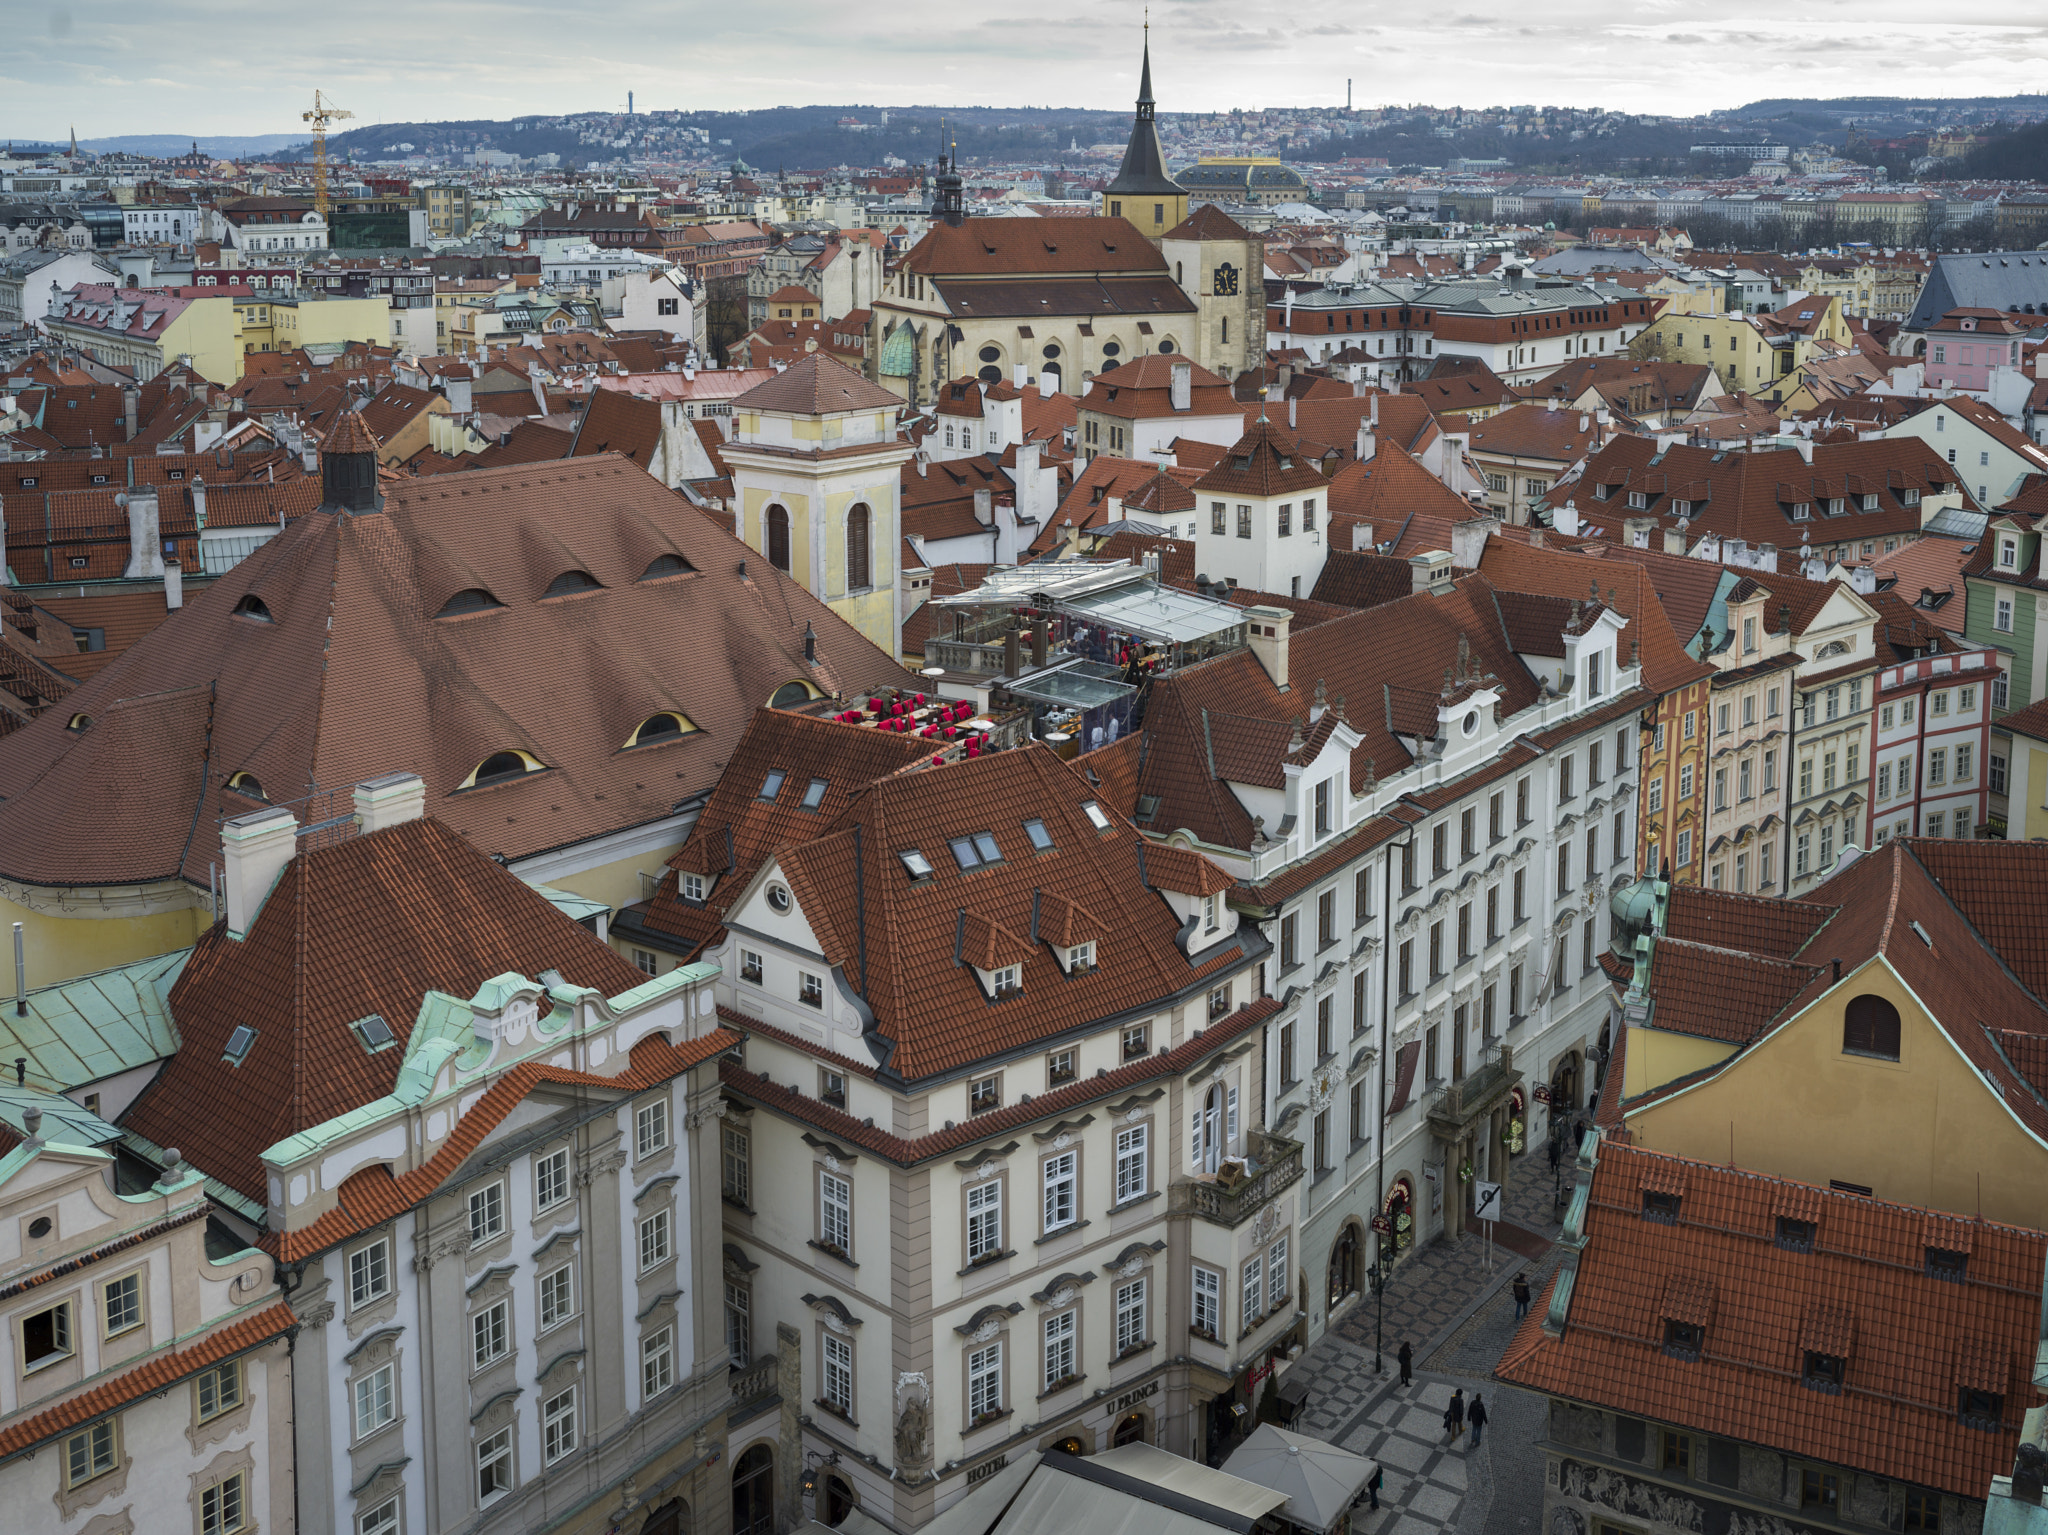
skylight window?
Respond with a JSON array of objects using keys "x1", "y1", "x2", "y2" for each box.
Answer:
[
  {"x1": 801, "y1": 778, "x2": 828, "y2": 810},
  {"x1": 223, "y1": 1026, "x2": 257, "y2": 1065},
  {"x1": 1081, "y1": 801, "x2": 1112, "y2": 832},
  {"x1": 761, "y1": 769, "x2": 786, "y2": 801},
  {"x1": 353, "y1": 1014, "x2": 395, "y2": 1051},
  {"x1": 950, "y1": 832, "x2": 1002, "y2": 870},
  {"x1": 900, "y1": 849, "x2": 934, "y2": 880},
  {"x1": 1023, "y1": 818, "x2": 1054, "y2": 852}
]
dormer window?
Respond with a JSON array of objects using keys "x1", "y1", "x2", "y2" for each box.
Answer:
[
  {"x1": 641, "y1": 553, "x2": 692, "y2": 580},
  {"x1": 1959, "y1": 1388, "x2": 2004, "y2": 1430},
  {"x1": 1792, "y1": 503, "x2": 1811, "y2": 520},
  {"x1": 1925, "y1": 1247, "x2": 1968, "y2": 1284},
  {"x1": 436, "y1": 587, "x2": 504, "y2": 618},
  {"x1": 352, "y1": 1014, "x2": 396, "y2": 1052},
  {"x1": 2000, "y1": 539, "x2": 2017, "y2": 568},
  {"x1": 232, "y1": 594, "x2": 274, "y2": 622},
  {"x1": 950, "y1": 831, "x2": 1002, "y2": 870},
  {"x1": 1627, "y1": 491, "x2": 1647, "y2": 510},
  {"x1": 1081, "y1": 801, "x2": 1112, "y2": 832},
  {"x1": 899, "y1": 849, "x2": 934, "y2": 881},
  {"x1": 1860, "y1": 494, "x2": 1878, "y2": 511},
  {"x1": 1671, "y1": 500, "x2": 1690, "y2": 517},
  {"x1": 66, "y1": 713, "x2": 93, "y2": 733},
  {"x1": 1775, "y1": 1216, "x2": 1816, "y2": 1252},
  {"x1": 626, "y1": 712, "x2": 695, "y2": 748},
  {"x1": 1642, "y1": 1190, "x2": 1681, "y2": 1224},
  {"x1": 1024, "y1": 818, "x2": 1054, "y2": 852},
  {"x1": 989, "y1": 964, "x2": 1021, "y2": 997},
  {"x1": 465, "y1": 750, "x2": 544, "y2": 789},
  {"x1": 1662, "y1": 1320, "x2": 1703, "y2": 1361},
  {"x1": 1066, "y1": 941, "x2": 1097, "y2": 973},
  {"x1": 1904, "y1": 489, "x2": 1920, "y2": 506},
  {"x1": 543, "y1": 569, "x2": 602, "y2": 598},
  {"x1": 226, "y1": 771, "x2": 266, "y2": 801},
  {"x1": 682, "y1": 873, "x2": 706, "y2": 902},
  {"x1": 1204, "y1": 893, "x2": 1221, "y2": 934},
  {"x1": 1803, "y1": 1351, "x2": 1845, "y2": 1394}
]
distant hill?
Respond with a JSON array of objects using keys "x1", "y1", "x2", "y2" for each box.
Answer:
[
  {"x1": 76, "y1": 133, "x2": 312, "y2": 158},
  {"x1": 1958, "y1": 120, "x2": 2048, "y2": 180},
  {"x1": 1733, "y1": 93, "x2": 2048, "y2": 125}
]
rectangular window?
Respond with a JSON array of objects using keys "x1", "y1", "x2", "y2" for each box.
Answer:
[
  {"x1": 350, "y1": 1241, "x2": 392, "y2": 1312},
  {"x1": 1116, "y1": 1277, "x2": 1147, "y2": 1354},
  {"x1": 1489, "y1": 791, "x2": 1504, "y2": 841},
  {"x1": 1043, "y1": 1310, "x2": 1077, "y2": 1390},
  {"x1": 1513, "y1": 869, "x2": 1527, "y2": 924},
  {"x1": 473, "y1": 1298, "x2": 510, "y2": 1370},
  {"x1": 1676, "y1": 828, "x2": 1692, "y2": 866},
  {"x1": 1353, "y1": 971, "x2": 1369, "y2": 1037},
  {"x1": 1212, "y1": 501, "x2": 1226, "y2": 535},
  {"x1": 103, "y1": 1272, "x2": 141, "y2": 1336},
  {"x1": 739, "y1": 947, "x2": 764, "y2": 984},
  {"x1": 1457, "y1": 903, "x2": 1472, "y2": 960},
  {"x1": 1560, "y1": 756, "x2": 1575, "y2": 801},
  {"x1": 1356, "y1": 866, "x2": 1373, "y2": 925},
  {"x1": 477, "y1": 1426, "x2": 513, "y2": 1504},
  {"x1": 65, "y1": 1420, "x2": 116, "y2": 1489},
  {"x1": 1122, "y1": 1023, "x2": 1149, "y2": 1060},
  {"x1": 799, "y1": 970, "x2": 824, "y2": 1008},
  {"x1": 542, "y1": 1386, "x2": 577, "y2": 1464},
  {"x1": 1557, "y1": 843, "x2": 1572, "y2": 895},
  {"x1": 1237, "y1": 505, "x2": 1252, "y2": 538},
  {"x1": 1314, "y1": 1108, "x2": 1331, "y2": 1171},
  {"x1": 1426, "y1": 1023, "x2": 1440, "y2": 1082},
  {"x1": 469, "y1": 1182, "x2": 505, "y2": 1245},
  {"x1": 726, "y1": 1281, "x2": 751, "y2": 1367},
  {"x1": 967, "y1": 1178, "x2": 1003, "y2": 1262},
  {"x1": 1461, "y1": 807, "x2": 1477, "y2": 858},
  {"x1": 1242, "y1": 1253, "x2": 1265, "y2": 1326},
  {"x1": 723, "y1": 1126, "x2": 751, "y2": 1206},
  {"x1": 1398, "y1": 939, "x2": 1414, "y2": 996},
  {"x1": 636, "y1": 1097, "x2": 670, "y2": 1159},
  {"x1": 197, "y1": 1360, "x2": 242, "y2": 1422},
  {"x1": 535, "y1": 1147, "x2": 570, "y2": 1211},
  {"x1": 967, "y1": 1341, "x2": 1002, "y2": 1421},
  {"x1": 643, "y1": 1323, "x2": 675, "y2": 1398},
  {"x1": 1115, "y1": 1125, "x2": 1149, "y2": 1203},
  {"x1": 1192, "y1": 1265, "x2": 1222, "y2": 1338},
  {"x1": 200, "y1": 1471, "x2": 247, "y2": 1535},
  {"x1": 1429, "y1": 921, "x2": 1444, "y2": 979},
  {"x1": 540, "y1": 1265, "x2": 575, "y2": 1330},
  {"x1": 1042, "y1": 1152, "x2": 1077, "y2": 1232},
  {"x1": 970, "y1": 1074, "x2": 1001, "y2": 1114},
  {"x1": 1317, "y1": 888, "x2": 1336, "y2": 948},
  {"x1": 1996, "y1": 598, "x2": 2014, "y2": 633},
  {"x1": 1433, "y1": 823, "x2": 1449, "y2": 874},
  {"x1": 818, "y1": 1172, "x2": 851, "y2": 1255},
  {"x1": 1929, "y1": 749, "x2": 1947, "y2": 787},
  {"x1": 1764, "y1": 750, "x2": 1777, "y2": 792},
  {"x1": 639, "y1": 1207, "x2": 673, "y2": 1271},
  {"x1": 822, "y1": 1329, "x2": 859, "y2": 1412},
  {"x1": 1957, "y1": 744, "x2": 1973, "y2": 781},
  {"x1": 354, "y1": 1362, "x2": 396, "y2": 1440},
  {"x1": 1280, "y1": 913, "x2": 1298, "y2": 968},
  {"x1": 1518, "y1": 776, "x2": 1531, "y2": 823}
]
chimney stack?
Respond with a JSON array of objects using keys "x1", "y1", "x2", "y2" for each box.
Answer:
[
  {"x1": 1243, "y1": 605, "x2": 1292, "y2": 691},
  {"x1": 1410, "y1": 549, "x2": 1455, "y2": 596},
  {"x1": 221, "y1": 805, "x2": 298, "y2": 941},
  {"x1": 163, "y1": 559, "x2": 183, "y2": 612},
  {"x1": 117, "y1": 491, "x2": 164, "y2": 580},
  {"x1": 122, "y1": 383, "x2": 139, "y2": 442},
  {"x1": 1351, "y1": 520, "x2": 1375, "y2": 552},
  {"x1": 1170, "y1": 359, "x2": 1191, "y2": 413},
  {"x1": 1663, "y1": 524, "x2": 1689, "y2": 556},
  {"x1": 353, "y1": 772, "x2": 426, "y2": 835}
]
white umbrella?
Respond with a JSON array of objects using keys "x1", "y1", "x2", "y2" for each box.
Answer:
[{"x1": 1218, "y1": 1423, "x2": 1378, "y2": 1534}]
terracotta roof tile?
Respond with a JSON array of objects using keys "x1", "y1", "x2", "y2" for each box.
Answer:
[
  {"x1": 1496, "y1": 1142, "x2": 2048, "y2": 1498},
  {"x1": 731, "y1": 353, "x2": 900, "y2": 415},
  {"x1": 324, "y1": 408, "x2": 378, "y2": 455}
]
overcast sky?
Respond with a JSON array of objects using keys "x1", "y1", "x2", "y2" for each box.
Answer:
[{"x1": 9, "y1": 0, "x2": 2048, "y2": 140}]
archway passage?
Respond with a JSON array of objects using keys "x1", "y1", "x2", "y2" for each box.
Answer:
[
  {"x1": 766, "y1": 505, "x2": 791, "y2": 572},
  {"x1": 821, "y1": 1472, "x2": 855, "y2": 1526},
  {"x1": 1051, "y1": 1434, "x2": 1088, "y2": 1456},
  {"x1": 1113, "y1": 1412, "x2": 1147, "y2": 1447},
  {"x1": 1327, "y1": 1223, "x2": 1360, "y2": 1309},
  {"x1": 640, "y1": 1499, "x2": 688, "y2": 1535},
  {"x1": 732, "y1": 1444, "x2": 774, "y2": 1535}
]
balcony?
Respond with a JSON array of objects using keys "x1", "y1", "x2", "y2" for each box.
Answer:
[
  {"x1": 1172, "y1": 1132, "x2": 1303, "y2": 1228},
  {"x1": 1426, "y1": 1045, "x2": 1523, "y2": 1141},
  {"x1": 727, "y1": 1353, "x2": 780, "y2": 1427}
]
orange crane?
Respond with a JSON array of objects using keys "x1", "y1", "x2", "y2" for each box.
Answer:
[{"x1": 301, "y1": 90, "x2": 354, "y2": 221}]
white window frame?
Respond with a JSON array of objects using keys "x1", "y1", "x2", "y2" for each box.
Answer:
[
  {"x1": 643, "y1": 1323, "x2": 675, "y2": 1398},
  {"x1": 472, "y1": 1298, "x2": 510, "y2": 1371},
  {"x1": 357, "y1": 1498, "x2": 400, "y2": 1535},
  {"x1": 636, "y1": 1097, "x2": 670, "y2": 1160},
  {"x1": 1043, "y1": 1309, "x2": 1076, "y2": 1390},
  {"x1": 1042, "y1": 1151, "x2": 1077, "y2": 1234},
  {"x1": 968, "y1": 1340, "x2": 1002, "y2": 1421},
  {"x1": 1114, "y1": 1124, "x2": 1149, "y2": 1204},
  {"x1": 199, "y1": 1469, "x2": 248, "y2": 1535},
  {"x1": 639, "y1": 1208, "x2": 673, "y2": 1272},
  {"x1": 476, "y1": 1426, "x2": 513, "y2": 1505},
  {"x1": 820, "y1": 1170, "x2": 852, "y2": 1255},
  {"x1": 1268, "y1": 1235, "x2": 1290, "y2": 1314},
  {"x1": 534, "y1": 1147, "x2": 570, "y2": 1212},
  {"x1": 822, "y1": 1330, "x2": 855, "y2": 1416},
  {"x1": 1116, "y1": 1277, "x2": 1147, "y2": 1354},
  {"x1": 966, "y1": 1178, "x2": 1003, "y2": 1263},
  {"x1": 349, "y1": 1237, "x2": 391, "y2": 1310},
  {"x1": 539, "y1": 1265, "x2": 575, "y2": 1331},
  {"x1": 468, "y1": 1181, "x2": 506, "y2": 1245},
  {"x1": 542, "y1": 1386, "x2": 578, "y2": 1464},
  {"x1": 354, "y1": 1362, "x2": 396, "y2": 1441},
  {"x1": 1242, "y1": 1253, "x2": 1265, "y2": 1327},
  {"x1": 1193, "y1": 1265, "x2": 1222, "y2": 1338}
]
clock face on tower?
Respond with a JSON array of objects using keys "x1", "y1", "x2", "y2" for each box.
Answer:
[{"x1": 1213, "y1": 263, "x2": 1239, "y2": 297}]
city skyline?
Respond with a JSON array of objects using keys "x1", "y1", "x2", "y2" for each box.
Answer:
[{"x1": 7, "y1": 0, "x2": 2048, "y2": 140}]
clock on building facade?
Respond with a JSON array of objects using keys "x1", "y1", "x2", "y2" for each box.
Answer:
[{"x1": 1213, "y1": 263, "x2": 1239, "y2": 296}]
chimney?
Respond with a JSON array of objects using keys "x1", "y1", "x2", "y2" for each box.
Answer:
[
  {"x1": 1038, "y1": 372, "x2": 1056, "y2": 399},
  {"x1": 1578, "y1": 412, "x2": 1590, "y2": 433},
  {"x1": 221, "y1": 804, "x2": 298, "y2": 940},
  {"x1": 1288, "y1": 395, "x2": 1298, "y2": 430},
  {"x1": 1032, "y1": 616, "x2": 1049, "y2": 668},
  {"x1": 353, "y1": 772, "x2": 426, "y2": 835},
  {"x1": 1410, "y1": 549, "x2": 1455, "y2": 596},
  {"x1": 1451, "y1": 514, "x2": 1498, "y2": 570},
  {"x1": 1755, "y1": 541, "x2": 1778, "y2": 573},
  {"x1": 1243, "y1": 605, "x2": 1292, "y2": 691},
  {"x1": 1170, "y1": 359, "x2": 1191, "y2": 413},
  {"x1": 1003, "y1": 626, "x2": 1023, "y2": 678},
  {"x1": 163, "y1": 559, "x2": 183, "y2": 612},
  {"x1": 1623, "y1": 515, "x2": 1655, "y2": 548},
  {"x1": 1351, "y1": 520, "x2": 1375, "y2": 552},
  {"x1": 122, "y1": 382, "x2": 139, "y2": 442},
  {"x1": 1663, "y1": 524, "x2": 1689, "y2": 556},
  {"x1": 117, "y1": 492, "x2": 164, "y2": 580},
  {"x1": 1792, "y1": 436, "x2": 1813, "y2": 464},
  {"x1": 973, "y1": 487, "x2": 993, "y2": 525},
  {"x1": 1014, "y1": 362, "x2": 1028, "y2": 389}
]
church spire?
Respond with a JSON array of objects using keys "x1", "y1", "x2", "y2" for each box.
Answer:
[
  {"x1": 1105, "y1": 18, "x2": 1181, "y2": 203},
  {"x1": 1137, "y1": 14, "x2": 1155, "y2": 122}
]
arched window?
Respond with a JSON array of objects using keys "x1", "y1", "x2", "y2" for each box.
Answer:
[
  {"x1": 542, "y1": 569, "x2": 602, "y2": 598},
  {"x1": 1158, "y1": 338, "x2": 1176, "y2": 354},
  {"x1": 640, "y1": 553, "x2": 692, "y2": 580},
  {"x1": 226, "y1": 771, "x2": 266, "y2": 801},
  {"x1": 436, "y1": 587, "x2": 504, "y2": 618},
  {"x1": 1843, "y1": 994, "x2": 1901, "y2": 1060},
  {"x1": 770, "y1": 680, "x2": 816, "y2": 709},
  {"x1": 465, "y1": 750, "x2": 543, "y2": 789},
  {"x1": 821, "y1": 1474, "x2": 856, "y2": 1525},
  {"x1": 765, "y1": 505, "x2": 791, "y2": 572},
  {"x1": 233, "y1": 593, "x2": 274, "y2": 623},
  {"x1": 625, "y1": 712, "x2": 696, "y2": 748},
  {"x1": 1327, "y1": 1223, "x2": 1360, "y2": 1308},
  {"x1": 1113, "y1": 1412, "x2": 1148, "y2": 1447},
  {"x1": 732, "y1": 1445, "x2": 774, "y2": 1535},
  {"x1": 66, "y1": 713, "x2": 92, "y2": 733},
  {"x1": 978, "y1": 365, "x2": 1002, "y2": 385},
  {"x1": 846, "y1": 504, "x2": 871, "y2": 591}
]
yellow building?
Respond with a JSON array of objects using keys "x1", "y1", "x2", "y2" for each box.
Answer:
[
  {"x1": 1635, "y1": 297, "x2": 1847, "y2": 403},
  {"x1": 1994, "y1": 698, "x2": 2048, "y2": 842},
  {"x1": 724, "y1": 354, "x2": 914, "y2": 659},
  {"x1": 1606, "y1": 843, "x2": 2048, "y2": 1229},
  {"x1": 233, "y1": 292, "x2": 392, "y2": 361},
  {"x1": 40, "y1": 282, "x2": 241, "y2": 384}
]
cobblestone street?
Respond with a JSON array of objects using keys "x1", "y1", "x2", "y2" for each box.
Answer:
[{"x1": 1281, "y1": 1138, "x2": 1577, "y2": 1535}]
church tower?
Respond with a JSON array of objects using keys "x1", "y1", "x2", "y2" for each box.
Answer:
[{"x1": 1103, "y1": 26, "x2": 1186, "y2": 242}]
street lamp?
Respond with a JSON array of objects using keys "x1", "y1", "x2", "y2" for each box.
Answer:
[{"x1": 1366, "y1": 1239, "x2": 1396, "y2": 1375}]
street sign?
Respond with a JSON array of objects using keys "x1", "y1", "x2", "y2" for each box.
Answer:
[
  {"x1": 1370, "y1": 1213, "x2": 1393, "y2": 1234},
  {"x1": 1473, "y1": 1181, "x2": 1503, "y2": 1221},
  {"x1": 1533, "y1": 1084, "x2": 1552, "y2": 1105}
]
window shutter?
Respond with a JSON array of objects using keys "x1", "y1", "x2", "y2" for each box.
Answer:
[{"x1": 1226, "y1": 1086, "x2": 1239, "y2": 1147}]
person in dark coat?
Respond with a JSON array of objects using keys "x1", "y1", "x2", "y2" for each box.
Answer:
[
  {"x1": 1548, "y1": 1131, "x2": 1563, "y2": 1171},
  {"x1": 1468, "y1": 1393, "x2": 1490, "y2": 1449},
  {"x1": 1366, "y1": 1465, "x2": 1383, "y2": 1511},
  {"x1": 1397, "y1": 1340, "x2": 1413, "y2": 1387},
  {"x1": 1444, "y1": 1388, "x2": 1465, "y2": 1443},
  {"x1": 1513, "y1": 1273, "x2": 1532, "y2": 1320}
]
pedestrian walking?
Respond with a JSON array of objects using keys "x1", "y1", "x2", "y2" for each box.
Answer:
[
  {"x1": 1444, "y1": 1388, "x2": 1465, "y2": 1444},
  {"x1": 1468, "y1": 1393, "x2": 1490, "y2": 1450},
  {"x1": 1513, "y1": 1273, "x2": 1532, "y2": 1320},
  {"x1": 1548, "y1": 1131, "x2": 1563, "y2": 1171},
  {"x1": 1397, "y1": 1341, "x2": 1413, "y2": 1387},
  {"x1": 1367, "y1": 1465, "x2": 1383, "y2": 1511}
]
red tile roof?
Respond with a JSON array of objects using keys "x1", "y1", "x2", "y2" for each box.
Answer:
[{"x1": 1497, "y1": 1141, "x2": 2048, "y2": 1499}]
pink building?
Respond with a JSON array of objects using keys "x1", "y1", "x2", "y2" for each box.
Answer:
[
  {"x1": 1920, "y1": 308, "x2": 2027, "y2": 392},
  {"x1": 1871, "y1": 643, "x2": 2001, "y2": 843}
]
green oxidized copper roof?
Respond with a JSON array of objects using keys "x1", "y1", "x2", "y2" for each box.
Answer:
[
  {"x1": 3, "y1": 951, "x2": 187, "y2": 1090},
  {"x1": 878, "y1": 320, "x2": 918, "y2": 379}
]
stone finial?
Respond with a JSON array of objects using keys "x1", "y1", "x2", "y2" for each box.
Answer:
[
  {"x1": 1313, "y1": 676, "x2": 1327, "y2": 712},
  {"x1": 1441, "y1": 666, "x2": 1455, "y2": 700},
  {"x1": 1289, "y1": 716, "x2": 1305, "y2": 751},
  {"x1": 1333, "y1": 694, "x2": 1348, "y2": 725},
  {"x1": 22, "y1": 1106, "x2": 42, "y2": 1145},
  {"x1": 1252, "y1": 814, "x2": 1269, "y2": 847},
  {"x1": 1363, "y1": 758, "x2": 1377, "y2": 791},
  {"x1": 1457, "y1": 632, "x2": 1472, "y2": 679}
]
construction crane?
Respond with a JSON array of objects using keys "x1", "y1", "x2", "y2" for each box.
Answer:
[{"x1": 301, "y1": 90, "x2": 354, "y2": 221}]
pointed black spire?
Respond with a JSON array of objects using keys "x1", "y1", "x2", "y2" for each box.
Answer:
[
  {"x1": 1106, "y1": 21, "x2": 1181, "y2": 200},
  {"x1": 1137, "y1": 22, "x2": 1156, "y2": 122}
]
